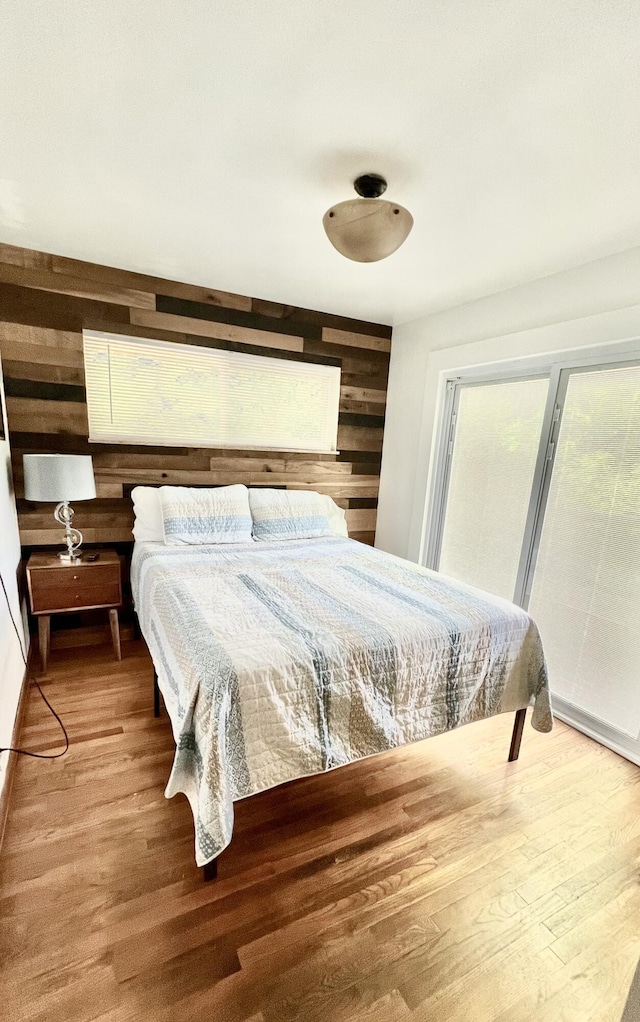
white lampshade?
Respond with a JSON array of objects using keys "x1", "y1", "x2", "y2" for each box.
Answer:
[
  {"x1": 23, "y1": 454, "x2": 96, "y2": 502},
  {"x1": 323, "y1": 198, "x2": 413, "y2": 262}
]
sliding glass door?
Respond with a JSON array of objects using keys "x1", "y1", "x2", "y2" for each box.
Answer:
[
  {"x1": 429, "y1": 356, "x2": 640, "y2": 761},
  {"x1": 527, "y1": 364, "x2": 640, "y2": 739}
]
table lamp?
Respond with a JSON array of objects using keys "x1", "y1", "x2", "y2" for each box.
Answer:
[{"x1": 23, "y1": 454, "x2": 96, "y2": 563}]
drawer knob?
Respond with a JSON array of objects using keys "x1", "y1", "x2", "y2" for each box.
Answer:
[{"x1": 73, "y1": 574, "x2": 79, "y2": 580}]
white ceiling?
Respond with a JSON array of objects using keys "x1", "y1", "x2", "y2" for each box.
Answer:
[{"x1": 1, "y1": 1, "x2": 638, "y2": 326}]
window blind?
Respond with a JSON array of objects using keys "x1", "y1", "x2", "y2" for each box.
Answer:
[
  {"x1": 438, "y1": 377, "x2": 549, "y2": 600},
  {"x1": 528, "y1": 365, "x2": 640, "y2": 737},
  {"x1": 83, "y1": 331, "x2": 341, "y2": 453}
]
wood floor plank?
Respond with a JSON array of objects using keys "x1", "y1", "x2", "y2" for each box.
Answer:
[
  {"x1": 392, "y1": 893, "x2": 564, "y2": 1012},
  {"x1": 491, "y1": 908, "x2": 640, "y2": 1022},
  {"x1": 1, "y1": 640, "x2": 639, "y2": 1021},
  {"x1": 409, "y1": 934, "x2": 562, "y2": 1022}
]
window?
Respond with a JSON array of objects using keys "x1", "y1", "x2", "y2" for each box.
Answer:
[
  {"x1": 437, "y1": 376, "x2": 549, "y2": 600},
  {"x1": 83, "y1": 331, "x2": 341, "y2": 453}
]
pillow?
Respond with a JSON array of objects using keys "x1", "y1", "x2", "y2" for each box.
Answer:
[
  {"x1": 131, "y1": 486, "x2": 164, "y2": 542},
  {"x1": 131, "y1": 485, "x2": 348, "y2": 542},
  {"x1": 324, "y1": 495, "x2": 348, "y2": 538},
  {"x1": 159, "y1": 485, "x2": 253, "y2": 545},
  {"x1": 249, "y1": 488, "x2": 334, "y2": 541}
]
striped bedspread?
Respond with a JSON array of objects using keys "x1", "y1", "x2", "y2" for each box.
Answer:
[{"x1": 131, "y1": 537, "x2": 552, "y2": 866}]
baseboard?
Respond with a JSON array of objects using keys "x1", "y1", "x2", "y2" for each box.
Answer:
[
  {"x1": 0, "y1": 656, "x2": 30, "y2": 854},
  {"x1": 553, "y1": 695, "x2": 640, "y2": 767}
]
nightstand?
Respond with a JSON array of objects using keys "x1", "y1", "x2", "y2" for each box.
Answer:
[{"x1": 26, "y1": 550, "x2": 123, "y2": 672}]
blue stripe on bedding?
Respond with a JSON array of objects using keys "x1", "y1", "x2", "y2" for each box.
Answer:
[
  {"x1": 164, "y1": 515, "x2": 253, "y2": 536},
  {"x1": 237, "y1": 572, "x2": 334, "y2": 769}
]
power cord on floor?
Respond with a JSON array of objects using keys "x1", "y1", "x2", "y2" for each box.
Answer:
[{"x1": 0, "y1": 570, "x2": 69, "y2": 759}]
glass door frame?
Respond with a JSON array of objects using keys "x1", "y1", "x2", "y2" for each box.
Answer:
[
  {"x1": 425, "y1": 350, "x2": 640, "y2": 613},
  {"x1": 424, "y1": 366, "x2": 554, "y2": 600},
  {"x1": 518, "y1": 354, "x2": 640, "y2": 612}
]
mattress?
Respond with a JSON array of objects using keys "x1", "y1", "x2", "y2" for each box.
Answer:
[{"x1": 131, "y1": 536, "x2": 552, "y2": 865}]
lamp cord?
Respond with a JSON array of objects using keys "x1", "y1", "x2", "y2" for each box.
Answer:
[{"x1": 0, "y1": 571, "x2": 69, "y2": 759}]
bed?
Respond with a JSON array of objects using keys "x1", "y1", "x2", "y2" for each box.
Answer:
[{"x1": 131, "y1": 532, "x2": 552, "y2": 875}]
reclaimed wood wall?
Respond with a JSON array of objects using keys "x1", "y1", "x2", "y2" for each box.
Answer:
[{"x1": 0, "y1": 242, "x2": 391, "y2": 553}]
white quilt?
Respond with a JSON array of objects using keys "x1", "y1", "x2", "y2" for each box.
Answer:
[{"x1": 131, "y1": 537, "x2": 552, "y2": 866}]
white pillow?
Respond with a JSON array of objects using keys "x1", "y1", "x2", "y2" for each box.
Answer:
[
  {"x1": 160, "y1": 484, "x2": 253, "y2": 545},
  {"x1": 323, "y1": 495, "x2": 349, "y2": 537},
  {"x1": 250, "y1": 488, "x2": 332, "y2": 541},
  {"x1": 248, "y1": 488, "x2": 349, "y2": 541},
  {"x1": 131, "y1": 485, "x2": 349, "y2": 542},
  {"x1": 131, "y1": 486, "x2": 164, "y2": 542}
]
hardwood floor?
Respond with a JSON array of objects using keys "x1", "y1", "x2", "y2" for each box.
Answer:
[{"x1": 1, "y1": 640, "x2": 639, "y2": 1021}]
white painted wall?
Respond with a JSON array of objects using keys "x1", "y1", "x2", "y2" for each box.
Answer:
[
  {"x1": 0, "y1": 355, "x2": 27, "y2": 802},
  {"x1": 377, "y1": 246, "x2": 640, "y2": 560}
]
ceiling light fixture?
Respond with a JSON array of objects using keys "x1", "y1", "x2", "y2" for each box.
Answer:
[{"x1": 323, "y1": 173, "x2": 413, "y2": 263}]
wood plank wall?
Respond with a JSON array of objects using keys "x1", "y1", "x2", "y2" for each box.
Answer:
[{"x1": 0, "y1": 243, "x2": 391, "y2": 557}]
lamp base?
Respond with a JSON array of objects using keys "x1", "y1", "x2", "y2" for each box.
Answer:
[
  {"x1": 54, "y1": 501, "x2": 84, "y2": 564},
  {"x1": 58, "y1": 551, "x2": 82, "y2": 564}
]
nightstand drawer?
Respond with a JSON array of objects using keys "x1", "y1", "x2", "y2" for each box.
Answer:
[
  {"x1": 32, "y1": 563, "x2": 120, "y2": 591},
  {"x1": 29, "y1": 562, "x2": 122, "y2": 614},
  {"x1": 31, "y1": 580, "x2": 122, "y2": 613}
]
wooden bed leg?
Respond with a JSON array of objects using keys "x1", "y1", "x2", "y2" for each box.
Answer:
[
  {"x1": 153, "y1": 670, "x2": 160, "y2": 718},
  {"x1": 203, "y1": 858, "x2": 218, "y2": 882},
  {"x1": 508, "y1": 708, "x2": 527, "y2": 762}
]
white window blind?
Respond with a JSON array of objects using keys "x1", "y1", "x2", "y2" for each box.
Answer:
[
  {"x1": 83, "y1": 331, "x2": 341, "y2": 453},
  {"x1": 528, "y1": 365, "x2": 640, "y2": 738},
  {"x1": 438, "y1": 377, "x2": 549, "y2": 600}
]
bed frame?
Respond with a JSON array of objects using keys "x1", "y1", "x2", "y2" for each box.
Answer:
[{"x1": 151, "y1": 670, "x2": 527, "y2": 883}]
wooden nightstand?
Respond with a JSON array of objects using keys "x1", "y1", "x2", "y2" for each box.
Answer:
[{"x1": 26, "y1": 550, "x2": 123, "y2": 672}]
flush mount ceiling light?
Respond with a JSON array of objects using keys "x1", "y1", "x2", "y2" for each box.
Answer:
[{"x1": 323, "y1": 173, "x2": 413, "y2": 263}]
